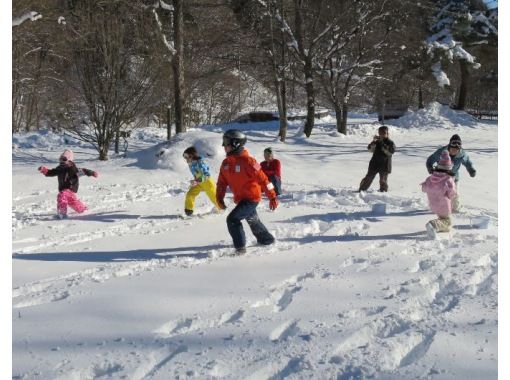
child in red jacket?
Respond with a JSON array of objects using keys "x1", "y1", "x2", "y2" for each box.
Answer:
[
  {"x1": 216, "y1": 130, "x2": 278, "y2": 254},
  {"x1": 38, "y1": 149, "x2": 98, "y2": 219},
  {"x1": 261, "y1": 147, "x2": 282, "y2": 196}
]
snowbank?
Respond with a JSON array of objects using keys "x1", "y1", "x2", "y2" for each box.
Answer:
[
  {"x1": 12, "y1": 130, "x2": 87, "y2": 151},
  {"x1": 387, "y1": 102, "x2": 479, "y2": 130}
]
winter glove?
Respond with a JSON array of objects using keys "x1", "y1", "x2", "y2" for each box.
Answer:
[
  {"x1": 38, "y1": 166, "x2": 48, "y2": 175},
  {"x1": 189, "y1": 179, "x2": 199, "y2": 186},
  {"x1": 92, "y1": 171, "x2": 99, "y2": 178},
  {"x1": 469, "y1": 169, "x2": 476, "y2": 178},
  {"x1": 217, "y1": 197, "x2": 226, "y2": 210},
  {"x1": 269, "y1": 197, "x2": 279, "y2": 211}
]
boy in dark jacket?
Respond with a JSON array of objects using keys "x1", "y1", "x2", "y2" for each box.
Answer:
[
  {"x1": 38, "y1": 149, "x2": 98, "y2": 219},
  {"x1": 358, "y1": 126, "x2": 396, "y2": 192}
]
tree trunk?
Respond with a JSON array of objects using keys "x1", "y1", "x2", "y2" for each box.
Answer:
[
  {"x1": 114, "y1": 130, "x2": 120, "y2": 154},
  {"x1": 278, "y1": 0, "x2": 288, "y2": 142},
  {"x1": 340, "y1": 102, "x2": 348, "y2": 135},
  {"x1": 99, "y1": 143, "x2": 109, "y2": 161},
  {"x1": 418, "y1": 85, "x2": 424, "y2": 109},
  {"x1": 455, "y1": 60, "x2": 469, "y2": 110},
  {"x1": 334, "y1": 102, "x2": 342, "y2": 133},
  {"x1": 303, "y1": 58, "x2": 315, "y2": 137},
  {"x1": 167, "y1": 106, "x2": 172, "y2": 140},
  {"x1": 173, "y1": 0, "x2": 186, "y2": 133},
  {"x1": 279, "y1": 79, "x2": 288, "y2": 142}
]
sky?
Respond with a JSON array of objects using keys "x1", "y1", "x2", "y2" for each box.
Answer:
[{"x1": 483, "y1": 0, "x2": 498, "y2": 10}]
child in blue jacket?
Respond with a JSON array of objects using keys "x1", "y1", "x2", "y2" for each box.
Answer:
[{"x1": 183, "y1": 146, "x2": 220, "y2": 216}]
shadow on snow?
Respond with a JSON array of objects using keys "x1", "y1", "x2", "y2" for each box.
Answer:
[{"x1": 12, "y1": 243, "x2": 228, "y2": 263}]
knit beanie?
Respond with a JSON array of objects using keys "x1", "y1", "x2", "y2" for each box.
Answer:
[
  {"x1": 436, "y1": 150, "x2": 453, "y2": 170},
  {"x1": 60, "y1": 149, "x2": 74, "y2": 162},
  {"x1": 449, "y1": 134, "x2": 462, "y2": 148}
]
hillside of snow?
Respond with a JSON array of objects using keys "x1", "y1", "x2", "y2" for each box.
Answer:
[{"x1": 12, "y1": 104, "x2": 497, "y2": 379}]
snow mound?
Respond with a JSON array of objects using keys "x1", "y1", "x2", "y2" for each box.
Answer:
[
  {"x1": 387, "y1": 102, "x2": 478, "y2": 130},
  {"x1": 12, "y1": 130, "x2": 87, "y2": 150},
  {"x1": 129, "y1": 129, "x2": 224, "y2": 173}
]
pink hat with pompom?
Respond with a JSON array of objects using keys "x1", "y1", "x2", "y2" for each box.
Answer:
[
  {"x1": 436, "y1": 150, "x2": 452, "y2": 170},
  {"x1": 60, "y1": 149, "x2": 74, "y2": 162}
]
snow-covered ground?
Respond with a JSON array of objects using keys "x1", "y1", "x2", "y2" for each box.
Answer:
[{"x1": 11, "y1": 103, "x2": 498, "y2": 379}]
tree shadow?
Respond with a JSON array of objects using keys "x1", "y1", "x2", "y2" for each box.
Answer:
[
  {"x1": 12, "y1": 243, "x2": 229, "y2": 263},
  {"x1": 280, "y1": 209, "x2": 431, "y2": 224},
  {"x1": 48, "y1": 211, "x2": 189, "y2": 223},
  {"x1": 453, "y1": 224, "x2": 476, "y2": 230},
  {"x1": 76, "y1": 212, "x2": 143, "y2": 222},
  {"x1": 280, "y1": 230, "x2": 428, "y2": 244}
]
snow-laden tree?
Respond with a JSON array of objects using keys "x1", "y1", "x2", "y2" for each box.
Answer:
[
  {"x1": 231, "y1": 0, "x2": 290, "y2": 141},
  {"x1": 58, "y1": 0, "x2": 161, "y2": 160},
  {"x1": 12, "y1": 1, "x2": 50, "y2": 133},
  {"x1": 426, "y1": 0, "x2": 497, "y2": 109},
  {"x1": 252, "y1": 0, "x2": 344, "y2": 137},
  {"x1": 315, "y1": 0, "x2": 391, "y2": 134},
  {"x1": 152, "y1": 0, "x2": 187, "y2": 136}
]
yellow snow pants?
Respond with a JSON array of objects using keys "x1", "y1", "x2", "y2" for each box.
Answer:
[{"x1": 184, "y1": 177, "x2": 220, "y2": 211}]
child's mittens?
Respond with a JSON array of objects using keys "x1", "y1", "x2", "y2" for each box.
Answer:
[
  {"x1": 468, "y1": 169, "x2": 476, "y2": 178},
  {"x1": 38, "y1": 166, "x2": 49, "y2": 175},
  {"x1": 92, "y1": 171, "x2": 99, "y2": 178},
  {"x1": 216, "y1": 197, "x2": 226, "y2": 210},
  {"x1": 189, "y1": 179, "x2": 199, "y2": 186}
]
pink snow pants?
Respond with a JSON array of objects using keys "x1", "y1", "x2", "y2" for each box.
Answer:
[{"x1": 57, "y1": 189, "x2": 87, "y2": 215}]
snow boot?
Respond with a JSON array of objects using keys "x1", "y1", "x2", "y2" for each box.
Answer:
[
  {"x1": 235, "y1": 247, "x2": 247, "y2": 255},
  {"x1": 426, "y1": 222, "x2": 437, "y2": 240},
  {"x1": 55, "y1": 214, "x2": 68, "y2": 220},
  {"x1": 184, "y1": 209, "x2": 193, "y2": 216}
]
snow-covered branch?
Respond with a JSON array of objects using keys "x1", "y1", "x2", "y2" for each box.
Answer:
[
  {"x1": 12, "y1": 11, "x2": 42, "y2": 27},
  {"x1": 152, "y1": 8, "x2": 176, "y2": 56}
]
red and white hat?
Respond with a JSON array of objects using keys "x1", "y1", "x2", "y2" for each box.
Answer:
[
  {"x1": 60, "y1": 149, "x2": 74, "y2": 162},
  {"x1": 436, "y1": 150, "x2": 452, "y2": 171}
]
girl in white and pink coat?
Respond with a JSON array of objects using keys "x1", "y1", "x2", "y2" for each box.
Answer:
[{"x1": 421, "y1": 150, "x2": 457, "y2": 238}]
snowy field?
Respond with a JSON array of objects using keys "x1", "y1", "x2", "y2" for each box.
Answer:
[{"x1": 11, "y1": 103, "x2": 498, "y2": 379}]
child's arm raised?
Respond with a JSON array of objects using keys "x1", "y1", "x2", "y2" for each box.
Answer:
[
  {"x1": 38, "y1": 166, "x2": 61, "y2": 176},
  {"x1": 79, "y1": 168, "x2": 99, "y2": 177}
]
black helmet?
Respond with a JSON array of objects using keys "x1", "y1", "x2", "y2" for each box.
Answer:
[
  {"x1": 222, "y1": 129, "x2": 247, "y2": 150},
  {"x1": 448, "y1": 134, "x2": 462, "y2": 148}
]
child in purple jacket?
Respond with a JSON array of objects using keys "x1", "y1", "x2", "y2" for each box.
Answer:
[
  {"x1": 38, "y1": 149, "x2": 98, "y2": 219},
  {"x1": 421, "y1": 150, "x2": 457, "y2": 238}
]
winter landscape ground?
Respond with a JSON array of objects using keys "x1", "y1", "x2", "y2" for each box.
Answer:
[{"x1": 11, "y1": 103, "x2": 499, "y2": 379}]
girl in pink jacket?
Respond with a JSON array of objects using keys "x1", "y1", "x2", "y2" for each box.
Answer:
[{"x1": 421, "y1": 150, "x2": 457, "y2": 238}]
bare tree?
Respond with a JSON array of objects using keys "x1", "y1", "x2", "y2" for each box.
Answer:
[
  {"x1": 59, "y1": 0, "x2": 161, "y2": 160},
  {"x1": 315, "y1": 1, "x2": 390, "y2": 134},
  {"x1": 152, "y1": 0, "x2": 187, "y2": 136}
]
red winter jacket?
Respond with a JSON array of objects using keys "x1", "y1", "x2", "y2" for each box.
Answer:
[
  {"x1": 261, "y1": 159, "x2": 281, "y2": 179},
  {"x1": 216, "y1": 149, "x2": 276, "y2": 204}
]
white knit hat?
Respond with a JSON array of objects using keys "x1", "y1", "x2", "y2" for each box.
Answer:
[{"x1": 436, "y1": 150, "x2": 452, "y2": 170}]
